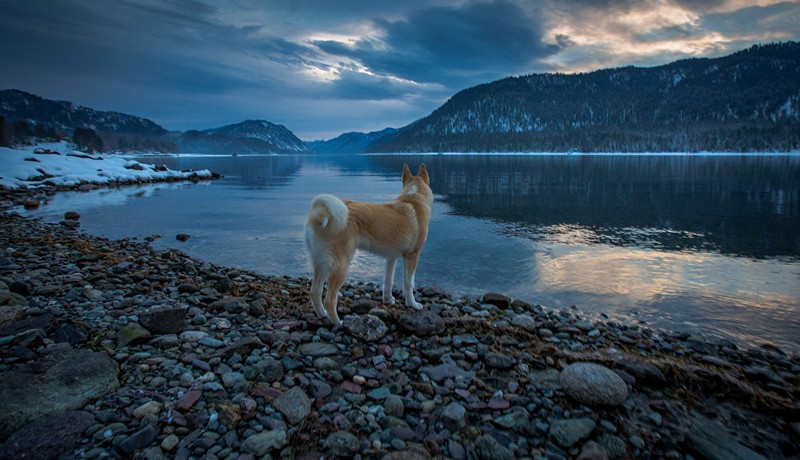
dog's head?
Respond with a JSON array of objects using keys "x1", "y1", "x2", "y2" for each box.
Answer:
[{"x1": 402, "y1": 164, "x2": 431, "y2": 197}]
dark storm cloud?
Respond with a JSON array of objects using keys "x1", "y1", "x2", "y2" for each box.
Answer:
[{"x1": 313, "y1": 1, "x2": 560, "y2": 87}]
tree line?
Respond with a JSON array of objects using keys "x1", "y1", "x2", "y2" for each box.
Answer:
[{"x1": 0, "y1": 116, "x2": 177, "y2": 153}]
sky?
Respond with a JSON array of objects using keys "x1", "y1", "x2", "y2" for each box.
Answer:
[{"x1": 1, "y1": 1, "x2": 798, "y2": 140}]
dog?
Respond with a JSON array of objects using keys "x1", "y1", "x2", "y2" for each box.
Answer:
[{"x1": 304, "y1": 164, "x2": 433, "y2": 325}]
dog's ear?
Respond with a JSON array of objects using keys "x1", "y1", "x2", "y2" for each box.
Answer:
[
  {"x1": 417, "y1": 164, "x2": 429, "y2": 184},
  {"x1": 402, "y1": 164, "x2": 412, "y2": 184}
]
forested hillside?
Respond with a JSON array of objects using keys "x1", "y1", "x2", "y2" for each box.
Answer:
[{"x1": 371, "y1": 43, "x2": 800, "y2": 153}]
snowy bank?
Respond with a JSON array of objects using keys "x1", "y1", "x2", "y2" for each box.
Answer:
[{"x1": 0, "y1": 141, "x2": 217, "y2": 190}]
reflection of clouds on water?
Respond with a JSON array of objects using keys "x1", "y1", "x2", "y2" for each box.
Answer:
[
  {"x1": 529, "y1": 242, "x2": 800, "y2": 349},
  {"x1": 21, "y1": 182, "x2": 204, "y2": 220},
  {"x1": 499, "y1": 223, "x2": 716, "y2": 253}
]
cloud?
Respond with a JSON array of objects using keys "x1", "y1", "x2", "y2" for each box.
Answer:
[
  {"x1": 312, "y1": 1, "x2": 560, "y2": 87},
  {"x1": 539, "y1": 0, "x2": 800, "y2": 73}
]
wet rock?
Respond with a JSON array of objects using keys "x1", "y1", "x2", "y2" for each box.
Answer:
[
  {"x1": 616, "y1": 361, "x2": 666, "y2": 386},
  {"x1": 176, "y1": 234, "x2": 190, "y2": 242},
  {"x1": 686, "y1": 419, "x2": 767, "y2": 460},
  {"x1": 242, "y1": 430, "x2": 287, "y2": 456},
  {"x1": 437, "y1": 401, "x2": 467, "y2": 431},
  {"x1": 485, "y1": 352, "x2": 515, "y2": 369},
  {"x1": 384, "y1": 394, "x2": 405, "y2": 418},
  {"x1": 342, "y1": 314, "x2": 388, "y2": 342},
  {"x1": 117, "y1": 322, "x2": 152, "y2": 346},
  {"x1": 323, "y1": 431, "x2": 360, "y2": 457},
  {"x1": 529, "y1": 368, "x2": 562, "y2": 389},
  {"x1": 299, "y1": 342, "x2": 338, "y2": 357},
  {"x1": 398, "y1": 310, "x2": 445, "y2": 336},
  {"x1": 577, "y1": 440, "x2": 610, "y2": 460},
  {"x1": 0, "y1": 348, "x2": 119, "y2": 440},
  {"x1": 8, "y1": 280, "x2": 31, "y2": 297},
  {"x1": 598, "y1": 434, "x2": 629, "y2": 459},
  {"x1": 133, "y1": 401, "x2": 162, "y2": 419},
  {"x1": 22, "y1": 199, "x2": 40, "y2": 210},
  {"x1": 261, "y1": 357, "x2": 285, "y2": 382},
  {"x1": 175, "y1": 390, "x2": 202, "y2": 410},
  {"x1": 493, "y1": 406, "x2": 531, "y2": 433},
  {"x1": 272, "y1": 386, "x2": 311, "y2": 424},
  {"x1": 386, "y1": 445, "x2": 432, "y2": 459},
  {"x1": 511, "y1": 314, "x2": 537, "y2": 332},
  {"x1": 561, "y1": 362, "x2": 628, "y2": 406},
  {"x1": 53, "y1": 319, "x2": 89, "y2": 344},
  {"x1": 469, "y1": 434, "x2": 514, "y2": 460},
  {"x1": 118, "y1": 425, "x2": 159, "y2": 455},
  {"x1": 0, "y1": 313, "x2": 56, "y2": 336},
  {"x1": 139, "y1": 306, "x2": 187, "y2": 334},
  {"x1": 420, "y1": 363, "x2": 454, "y2": 382},
  {"x1": 179, "y1": 330, "x2": 208, "y2": 342},
  {"x1": 550, "y1": 418, "x2": 596, "y2": 448},
  {"x1": 743, "y1": 366, "x2": 784, "y2": 385},
  {"x1": 217, "y1": 400, "x2": 242, "y2": 428},
  {"x1": 421, "y1": 285, "x2": 450, "y2": 298},
  {"x1": 481, "y1": 292, "x2": 512, "y2": 308},
  {"x1": 0, "y1": 410, "x2": 95, "y2": 459}
]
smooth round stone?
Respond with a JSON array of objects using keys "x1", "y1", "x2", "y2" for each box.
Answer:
[
  {"x1": 179, "y1": 331, "x2": 208, "y2": 342},
  {"x1": 560, "y1": 362, "x2": 628, "y2": 406}
]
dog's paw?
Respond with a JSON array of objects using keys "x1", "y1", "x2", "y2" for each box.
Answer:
[
  {"x1": 383, "y1": 295, "x2": 396, "y2": 305},
  {"x1": 408, "y1": 300, "x2": 423, "y2": 310}
]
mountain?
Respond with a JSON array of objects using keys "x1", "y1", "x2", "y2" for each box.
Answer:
[
  {"x1": 189, "y1": 119, "x2": 309, "y2": 154},
  {"x1": 0, "y1": 90, "x2": 309, "y2": 154},
  {"x1": 307, "y1": 128, "x2": 398, "y2": 154},
  {"x1": 371, "y1": 42, "x2": 800, "y2": 153},
  {"x1": 0, "y1": 89, "x2": 177, "y2": 151}
]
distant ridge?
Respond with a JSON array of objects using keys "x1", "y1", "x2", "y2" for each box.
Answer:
[
  {"x1": 0, "y1": 90, "x2": 308, "y2": 154},
  {"x1": 370, "y1": 42, "x2": 800, "y2": 153},
  {"x1": 0, "y1": 89, "x2": 176, "y2": 152},
  {"x1": 306, "y1": 128, "x2": 398, "y2": 154},
  {"x1": 177, "y1": 120, "x2": 309, "y2": 154}
]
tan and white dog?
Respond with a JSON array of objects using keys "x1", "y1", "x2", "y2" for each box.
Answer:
[{"x1": 304, "y1": 164, "x2": 433, "y2": 325}]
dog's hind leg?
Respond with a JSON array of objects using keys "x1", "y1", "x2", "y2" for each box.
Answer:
[
  {"x1": 383, "y1": 257, "x2": 398, "y2": 305},
  {"x1": 324, "y1": 268, "x2": 347, "y2": 326},
  {"x1": 309, "y1": 265, "x2": 327, "y2": 319},
  {"x1": 402, "y1": 253, "x2": 423, "y2": 310}
]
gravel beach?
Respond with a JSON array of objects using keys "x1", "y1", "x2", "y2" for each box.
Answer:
[{"x1": 1, "y1": 184, "x2": 799, "y2": 459}]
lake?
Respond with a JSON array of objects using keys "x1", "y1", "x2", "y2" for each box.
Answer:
[{"x1": 22, "y1": 153, "x2": 800, "y2": 354}]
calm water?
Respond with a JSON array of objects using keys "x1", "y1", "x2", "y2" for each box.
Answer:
[{"x1": 22, "y1": 153, "x2": 800, "y2": 354}]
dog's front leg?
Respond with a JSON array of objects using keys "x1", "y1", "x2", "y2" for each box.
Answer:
[
  {"x1": 402, "y1": 253, "x2": 423, "y2": 310},
  {"x1": 383, "y1": 257, "x2": 397, "y2": 305}
]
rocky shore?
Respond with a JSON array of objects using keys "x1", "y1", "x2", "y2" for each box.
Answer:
[{"x1": 1, "y1": 205, "x2": 799, "y2": 459}]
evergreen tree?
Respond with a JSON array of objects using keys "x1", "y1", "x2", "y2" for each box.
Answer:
[
  {"x1": 73, "y1": 127, "x2": 104, "y2": 152},
  {"x1": 0, "y1": 116, "x2": 7, "y2": 147},
  {"x1": 11, "y1": 120, "x2": 33, "y2": 144}
]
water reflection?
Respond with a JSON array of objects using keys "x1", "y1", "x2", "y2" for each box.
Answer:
[
  {"x1": 136, "y1": 154, "x2": 303, "y2": 189},
  {"x1": 364, "y1": 154, "x2": 800, "y2": 258}
]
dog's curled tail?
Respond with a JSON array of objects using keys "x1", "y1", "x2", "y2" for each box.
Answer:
[{"x1": 307, "y1": 194, "x2": 349, "y2": 236}]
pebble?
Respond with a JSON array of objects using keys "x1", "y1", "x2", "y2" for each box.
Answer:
[{"x1": 0, "y1": 211, "x2": 797, "y2": 460}]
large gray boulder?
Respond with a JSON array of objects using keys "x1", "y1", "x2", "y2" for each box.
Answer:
[{"x1": 0, "y1": 348, "x2": 120, "y2": 440}]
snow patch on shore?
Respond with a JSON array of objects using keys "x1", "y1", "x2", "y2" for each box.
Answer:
[{"x1": 0, "y1": 141, "x2": 215, "y2": 189}]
